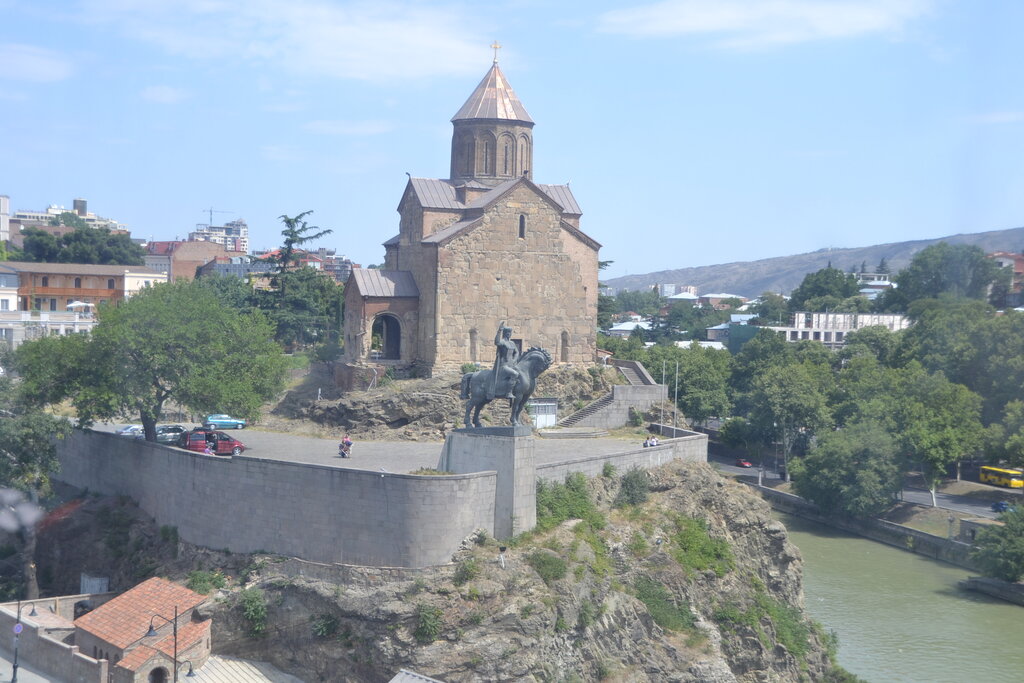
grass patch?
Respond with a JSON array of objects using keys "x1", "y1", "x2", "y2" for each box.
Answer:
[
  {"x1": 633, "y1": 576, "x2": 695, "y2": 631},
  {"x1": 536, "y1": 473, "x2": 606, "y2": 532},
  {"x1": 527, "y1": 550, "x2": 567, "y2": 585},
  {"x1": 453, "y1": 557, "x2": 479, "y2": 586},
  {"x1": 614, "y1": 468, "x2": 650, "y2": 508},
  {"x1": 186, "y1": 570, "x2": 226, "y2": 595},
  {"x1": 410, "y1": 468, "x2": 454, "y2": 476},
  {"x1": 669, "y1": 514, "x2": 734, "y2": 577},
  {"x1": 714, "y1": 590, "x2": 811, "y2": 662},
  {"x1": 627, "y1": 532, "x2": 649, "y2": 557}
]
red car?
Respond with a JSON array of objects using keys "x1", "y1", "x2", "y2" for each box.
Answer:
[
  {"x1": 178, "y1": 429, "x2": 246, "y2": 456},
  {"x1": 735, "y1": 458, "x2": 754, "y2": 468}
]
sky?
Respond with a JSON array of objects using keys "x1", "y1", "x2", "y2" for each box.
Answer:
[{"x1": 2, "y1": 0, "x2": 1022, "y2": 281}]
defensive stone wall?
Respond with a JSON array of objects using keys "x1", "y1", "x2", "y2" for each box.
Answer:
[
  {"x1": 569, "y1": 384, "x2": 668, "y2": 429},
  {"x1": 537, "y1": 432, "x2": 707, "y2": 482},
  {"x1": 57, "y1": 431, "x2": 496, "y2": 568},
  {"x1": 0, "y1": 597, "x2": 113, "y2": 683}
]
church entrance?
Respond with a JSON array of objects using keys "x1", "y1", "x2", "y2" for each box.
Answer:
[
  {"x1": 149, "y1": 667, "x2": 169, "y2": 683},
  {"x1": 371, "y1": 314, "x2": 401, "y2": 360}
]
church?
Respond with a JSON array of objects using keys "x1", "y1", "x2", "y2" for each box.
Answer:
[{"x1": 341, "y1": 57, "x2": 601, "y2": 382}]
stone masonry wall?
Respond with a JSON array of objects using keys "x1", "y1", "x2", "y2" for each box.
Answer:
[
  {"x1": 430, "y1": 184, "x2": 596, "y2": 371},
  {"x1": 0, "y1": 603, "x2": 108, "y2": 683},
  {"x1": 57, "y1": 431, "x2": 496, "y2": 568},
  {"x1": 536, "y1": 432, "x2": 707, "y2": 482}
]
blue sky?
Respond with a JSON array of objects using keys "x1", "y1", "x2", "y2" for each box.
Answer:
[{"x1": 2, "y1": 1, "x2": 1022, "y2": 280}]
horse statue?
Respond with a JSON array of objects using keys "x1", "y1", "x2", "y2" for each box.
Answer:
[{"x1": 460, "y1": 347, "x2": 552, "y2": 428}]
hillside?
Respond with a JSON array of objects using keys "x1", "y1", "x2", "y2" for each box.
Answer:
[{"x1": 604, "y1": 226, "x2": 1024, "y2": 298}]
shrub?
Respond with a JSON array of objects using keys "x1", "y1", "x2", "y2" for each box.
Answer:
[
  {"x1": 453, "y1": 557, "x2": 479, "y2": 586},
  {"x1": 627, "y1": 532, "x2": 648, "y2": 557},
  {"x1": 311, "y1": 613, "x2": 338, "y2": 638},
  {"x1": 461, "y1": 363, "x2": 481, "y2": 374},
  {"x1": 577, "y1": 600, "x2": 599, "y2": 629},
  {"x1": 536, "y1": 473, "x2": 606, "y2": 532},
  {"x1": 240, "y1": 588, "x2": 268, "y2": 637},
  {"x1": 669, "y1": 515, "x2": 734, "y2": 577},
  {"x1": 186, "y1": 570, "x2": 226, "y2": 595},
  {"x1": 413, "y1": 604, "x2": 443, "y2": 643},
  {"x1": 527, "y1": 551, "x2": 567, "y2": 585},
  {"x1": 628, "y1": 407, "x2": 643, "y2": 427},
  {"x1": 614, "y1": 468, "x2": 650, "y2": 508},
  {"x1": 602, "y1": 462, "x2": 616, "y2": 478},
  {"x1": 633, "y1": 576, "x2": 695, "y2": 631}
]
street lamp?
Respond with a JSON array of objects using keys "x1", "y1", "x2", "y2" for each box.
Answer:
[{"x1": 145, "y1": 605, "x2": 180, "y2": 682}]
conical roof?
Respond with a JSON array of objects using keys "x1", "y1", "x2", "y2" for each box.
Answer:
[{"x1": 451, "y1": 62, "x2": 533, "y2": 124}]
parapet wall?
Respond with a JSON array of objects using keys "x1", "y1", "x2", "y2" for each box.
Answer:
[
  {"x1": 0, "y1": 596, "x2": 113, "y2": 683},
  {"x1": 569, "y1": 384, "x2": 668, "y2": 429},
  {"x1": 538, "y1": 432, "x2": 707, "y2": 482},
  {"x1": 57, "y1": 431, "x2": 496, "y2": 568}
]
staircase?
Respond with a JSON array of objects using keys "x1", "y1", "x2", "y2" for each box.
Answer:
[
  {"x1": 556, "y1": 392, "x2": 614, "y2": 428},
  {"x1": 617, "y1": 365, "x2": 645, "y2": 386}
]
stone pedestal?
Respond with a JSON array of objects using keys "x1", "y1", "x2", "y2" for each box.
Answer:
[{"x1": 439, "y1": 426, "x2": 536, "y2": 539}]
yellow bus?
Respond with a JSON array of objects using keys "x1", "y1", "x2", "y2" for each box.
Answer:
[{"x1": 980, "y1": 466, "x2": 1024, "y2": 489}]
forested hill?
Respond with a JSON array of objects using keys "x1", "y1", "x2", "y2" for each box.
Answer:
[{"x1": 605, "y1": 226, "x2": 1024, "y2": 298}]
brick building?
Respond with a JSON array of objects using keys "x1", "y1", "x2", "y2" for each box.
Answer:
[{"x1": 342, "y1": 59, "x2": 600, "y2": 379}]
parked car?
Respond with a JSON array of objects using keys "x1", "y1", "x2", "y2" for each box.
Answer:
[
  {"x1": 203, "y1": 414, "x2": 247, "y2": 429},
  {"x1": 735, "y1": 458, "x2": 754, "y2": 468},
  {"x1": 155, "y1": 424, "x2": 188, "y2": 445},
  {"x1": 992, "y1": 501, "x2": 1017, "y2": 513},
  {"x1": 178, "y1": 429, "x2": 246, "y2": 456},
  {"x1": 115, "y1": 425, "x2": 144, "y2": 438}
]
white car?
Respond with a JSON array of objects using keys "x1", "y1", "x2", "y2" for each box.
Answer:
[{"x1": 115, "y1": 425, "x2": 144, "y2": 438}]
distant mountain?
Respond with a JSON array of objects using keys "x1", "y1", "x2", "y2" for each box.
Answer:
[{"x1": 604, "y1": 226, "x2": 1024, "y2": 298}]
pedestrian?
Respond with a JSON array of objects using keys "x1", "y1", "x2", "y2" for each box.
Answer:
[{"x1": 339, "y1": 434, "x2": 353, "y2": 458}]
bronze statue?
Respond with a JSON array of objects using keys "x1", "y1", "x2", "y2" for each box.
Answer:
[{"x1": 461, "y1": 322, "x2": 551, "y2": 428}]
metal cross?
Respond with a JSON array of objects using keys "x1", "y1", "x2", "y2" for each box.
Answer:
[{"x1": 491, "y1": 41, "x2": 502, "y2": 63}]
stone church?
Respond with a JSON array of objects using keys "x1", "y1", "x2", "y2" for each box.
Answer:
[{"x1": 341, "y1": 59, "x2": 600, "y2": 382}]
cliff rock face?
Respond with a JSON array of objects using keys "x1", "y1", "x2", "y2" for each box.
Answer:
[{"x1": 203, "y1": 461, "x2": 836, "y2": 682}]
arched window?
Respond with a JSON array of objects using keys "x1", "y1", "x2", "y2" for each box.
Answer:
[
  {"x1": 561, "y1": 331, "x2": 570, "y2": 362},
  {"x1": 74, "y1": 277, "x2": 82, "y2": 288},
  {"x1": 503, "y1": 141, "x2": 511, "y2": 174},
  {"x1": 469, "y1": 328, "x2": 478, "y2": 362},
  {"x1": 518, "y1": 215, "x2": 526, "y2": 239},
  {"x1": 482, "y1": 134, "x2": 496, "y2": 175}
]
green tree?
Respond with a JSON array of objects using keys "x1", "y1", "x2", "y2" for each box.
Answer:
[
  {"x1": 838, "y1": 325, "x2": 900, "y2": 367},
  {"x1": 790, "y1": 421, "x2": 901, "y2": 518},
  {"x1": 597, "y1": 293, "x2": 616, "y2": 330},
  {"x1": 0, "y1": 373, "x2": 73, "y2": 598},
  {"x1": 15, "y1": 281, "x2": 287, "y2": 441},
  {"x1": 254, "y1": 266, "x2": 344, "y2": 347},
  {"x1": 751, "y1": 292, "x2": 788, "y2": 325},
  {"x1": 749, "y1": 364, "x2": 832, "y2": 480},
  {"x1": 788, "y1": 266, "x2": 859, "y2": 312},
  {"x1": 19, "y1": 228, "x2": 60, "y2": 262},
  {"x1": 985, "y1": 401, "x2": 1024, "y2": 468},
  {"x1": 972, "y1": 507, "x2": 1024, "y2": 582},
  {"x1": 17, "y1": 226, "x2": 144, "y2": 265},
  {"x1": 878, "y1": 243, "x2": 1003, "y2": 310},
  {"x1": 675, "y1": 345, "x2": 731, "y2": 427},
  {"x1": 892, "y1": 297, "x2": 992, "y2": 387},
  {"x1": 615, "y1": 289, "x2": 662, "y2": 317},
  {"x1": 263, "y1": 211, "x2": 333, "y2": 298},
  {"x1": 48, "y1": 211, "x2": 88, "y2": 229}
]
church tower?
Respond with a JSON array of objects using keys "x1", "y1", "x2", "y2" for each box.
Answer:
[{"x1": 449, "y1": 55, "x2": 534, "y2": 187}]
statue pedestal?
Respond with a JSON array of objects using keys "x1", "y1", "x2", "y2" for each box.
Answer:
[{"x1": 438, "y1": 426, "x2": 536, "y2": 539}]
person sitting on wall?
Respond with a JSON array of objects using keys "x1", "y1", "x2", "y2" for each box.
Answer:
[
  {"x1": 339, "y1": 434, "x2": 353, "y2": 458},
  {"x1": 650, "y1": 436, "x2": 659, "y2": 446},
  {"x1": 643, "y1": 438, "x2": 650, "y2": 448}
]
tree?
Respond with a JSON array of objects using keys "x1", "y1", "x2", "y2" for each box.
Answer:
[
  {"x1": 972, "y1": 507, "x2": 1024, "y2": 582},
  {"x1": 790, "y1": 421, "x2": 902, "y2": 518},
  {"x1": 748, "y1": 364, "x2": 832, "y2": 481},
  {"x1": 751, "y1": 292, "x2": 788, "y2": 325},
  {"x1": 838, "y1": 325, "x2": 900, "y2": 367},
  {"x1": 985, "y1": 401, "x2": 1024, "y2": 468},
  {"x1": 675, "y1": 346, "x2": 731, "y2": 427},
  {"x1": 0, "y1": 373, "x2": 72, "y2": 598},
  {"x1": 48, "y1": 211, "x2": 88, "y2": 229},
  {"x1": 788, "y1": 266, "x2": 859, "y2": 312},
  {"x1": 253, "y1": 266, "x2": 344, "y2": 348},
  {"x1": 15, "y1": 280, "x2": 287, "y2": 442},
  {"x1": 19, "y1": 228, "x2": 60, "y2": 262},
  {"x1": 878, "y1": 243, "x2": 1003, "y2": 310},
  {"x1": 614, "y1": 289, "x2": 662, "y2": 317},
  {"x1": 263, "y1": 211, "x2": 333, "y2": 298},
  {"x1": 892, "y1": 297, "x2": 992, "y2": 387},
  {"x1": 17, "y1": 225, "x2": 144, "y2": 265}
]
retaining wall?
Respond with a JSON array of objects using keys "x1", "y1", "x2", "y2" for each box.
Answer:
[
  {"x1": 0, "y1": 596, "x2": 114, "y2": 683},
  {"x1": 569, "y1": 384, "x2": 668, "y2": 429},
  {"x1": 58, "y1": 431, "x2": 496, "y2": 568},
  {"x1": 754, "y1": 485, "x2": 979, "y2": 570},
  {"x1": 537, "y1": 432, "x2": 707, "y2": 482},
  {"x1": 959, "y1": 576, "x2": 1024, "y2": 606}
]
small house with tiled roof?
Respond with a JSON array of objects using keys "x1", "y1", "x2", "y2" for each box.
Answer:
[
  {"x1": 74, "y1": 576, "x2": 211, "y2": 682},
  {"x1": 342, "y1": 57, "x2": 600, "y2": 382}
]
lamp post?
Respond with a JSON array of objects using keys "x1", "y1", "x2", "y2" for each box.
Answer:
[{"x1": 145, "y1": 605, "x2": 179, "y2": 682}]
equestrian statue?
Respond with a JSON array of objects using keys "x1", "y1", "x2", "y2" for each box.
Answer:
[{"x1": 460, "y1": 321, "x2": 552, "y2": 428}]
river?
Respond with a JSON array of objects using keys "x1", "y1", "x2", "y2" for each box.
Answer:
[{"x1": 776, "y1": 513, "x2": 1024, "y2": 683}]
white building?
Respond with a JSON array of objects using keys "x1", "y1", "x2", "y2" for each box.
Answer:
[
  {"x1": 770, "y1": 311, "x2": 911, "y2": 349},
  {"x1": 189, "y1": 218, "x2": 249, "y2": 252}
]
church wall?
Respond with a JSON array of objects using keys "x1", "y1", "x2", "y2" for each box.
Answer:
[
  {"x1": 430, "y1": 184, "x2": 597, "y2": 371},
  {"x1": 341, "y1": 285, "x2": 419, "y2": 364}
]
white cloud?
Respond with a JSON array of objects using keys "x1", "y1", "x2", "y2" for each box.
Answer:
[
  {"x1": 78, "y1": 0, "x2": 488, "y2": 81},
  {"x1": 0, "y1": 43, "x2": 75, "y2": 82},
  {"x1": 260, "y1": 144, "x2": 305, "y2": 162},
  {"x1": 973, "y1": 111, "x2": 1024, "y2": 125},
  {"x1": 304, "y1": 119, "x2": 393, "y2": 135},
  {"x1": 597, "y1": 0, "x2": 933, "y2": 48},
  {"x1": 140, "y1": 85, "x2": 190, "y2": 103}
]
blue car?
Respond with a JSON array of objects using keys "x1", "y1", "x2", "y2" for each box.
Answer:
[
  {"x1": 203, "y1": 414, "x2": 247, "y2": 430},
  {"x1": 992, "y1": 501, "x2": 1016, "y2": 514}
]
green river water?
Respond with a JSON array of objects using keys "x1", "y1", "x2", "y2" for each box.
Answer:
[{"x1": 776, "y1": 513, "x2": 1024, "y2": 683}]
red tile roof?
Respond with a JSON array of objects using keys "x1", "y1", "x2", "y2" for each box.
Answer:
[{"x1": 74, "y1": 577, "x2": 206, "y2": 649}]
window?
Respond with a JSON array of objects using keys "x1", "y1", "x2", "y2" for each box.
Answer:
[
  {"x1": 519, "y1": 215, "x2": 526, "y2": 239},
  {"x1": 74, "y1": 277, "x2": 82, "y2": 288},
  {"x1": 107, "y1": 279, "x2": 115, "y2": 289},
  {"x1": 469, "y1": 328, "x2": 478, "y2": 362},
  {"x1": 0, "y1": 300, "x2": 7, "y2": 311},
  {"x1": 49, "y1": 298, "x2": 57, "y2": 311},
  {"x1": 41, "y1": 276, "x2": 48, "y2": 287}
]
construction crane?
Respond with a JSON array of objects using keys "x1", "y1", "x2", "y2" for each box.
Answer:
[{"x1": 201, "y1": 207, "x2": 234, "y2": 226}]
